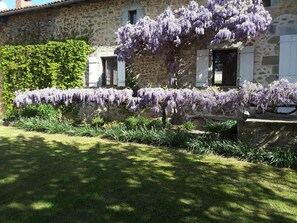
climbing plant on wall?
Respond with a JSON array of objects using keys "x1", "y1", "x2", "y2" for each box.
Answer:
[
  {"x1": 115, "y1": 0, "x2": 272, "y2": 87},
  {"x1": 0, "y1": 40, "x2": 92, "y2": 112}
]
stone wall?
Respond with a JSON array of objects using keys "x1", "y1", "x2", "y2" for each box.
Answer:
[
  {"x1": 0, "y1": 0, "x2": 296, "y2": 94},
  {"x1": 0, "y1": 0, "x2": 201, "y2": 46},
  {"x1": 253, "y1": 0, "x2": 297, "y2": 84},
  {"x1": 130, "y1": 0, "x2": 297, "y2": 87},
  {"x1": 0, "y1": 10, "x2": 57, "y2": 45},
  {"x1": 238, "y1": 119, "x2": 297, "y2": 149},
  {"x1": 0, "y1": 0, "x2": 203, "y2": 109}
]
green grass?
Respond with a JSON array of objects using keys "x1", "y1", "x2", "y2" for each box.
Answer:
[{"x1": 0, "y1": 126, "x2": 296, "y2": 223}]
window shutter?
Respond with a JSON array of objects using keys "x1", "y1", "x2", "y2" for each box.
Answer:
[
  {"x1": 239, "y1": 46, "x2": 254, "y2": 85},
  {"x1": 196, "y1": 49, "x2": 209, "y2": 87},
  {"x1": 88, "y1": 57, "x2": 100, "y2": 87},
  {"x1": 117, "y1": 61, "x2": 126, "y2": 87},
  {"x1": 280, "y1": 35, "x2": 297, "y2": 82}
]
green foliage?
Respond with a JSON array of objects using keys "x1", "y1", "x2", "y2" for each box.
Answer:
[
  {"x1": 6, "y1": 104, "x2": 59, "y2": 120},
  {"x1": 58, "y1": 104, "x2": 79, "y2": 123},
  {"x1": 14, "y1": 117, "x2": 102, "y2": 137},
  {"x1": 186, "y1": 138, "x2": 297, "y2": 167},
  {"x1": 0, "y1": 40, "x2": 92, "y2": 112},
  {"x1": 104, "y1": 124, "x2": 192, "y2": 147},
  {"x1": 124, "y1": 116, "x2": 139, "y2": 129},
  {"x1": 124, "y1": 116, "x2": 171, "y2": 130},
  {"x1": 91, "y1": 116, "x2": 105, "y2": 127},
  {"x1": 181, "y1": 121, "x2": 196, "y2": 131},
  {"x1": 266, "y1": 148, "x2": 297, "y2": 168},
  {"x1": 204, "y1": 120, "x2": 237, "y2": 134},
  {"x1": 148, "y1": 119, "x2": 164, "y2": 129}
]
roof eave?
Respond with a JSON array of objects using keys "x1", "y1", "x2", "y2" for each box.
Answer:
[{"x1": 0, "y1": 0, "x2": 85, "y2": 17}]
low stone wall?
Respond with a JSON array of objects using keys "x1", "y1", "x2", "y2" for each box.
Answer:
[{"x1": 238, "y1": 119, "x2": 297, "y2": 149}]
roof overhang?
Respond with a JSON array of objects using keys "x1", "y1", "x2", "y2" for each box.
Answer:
[{"x1": 0, "y1": 0, "x2": 85, "y2": 17}]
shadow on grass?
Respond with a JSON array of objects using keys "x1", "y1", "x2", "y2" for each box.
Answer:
[{"x1": 0, "y1": 134, "x2": 296, "y2": 223}]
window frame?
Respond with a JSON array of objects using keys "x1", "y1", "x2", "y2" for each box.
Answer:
[
  {"x1": 102, "y1": 56, "x2": 118, "y2": 87},
  {"x1": 212, "y1": 49, "x2": 238, "y2": 87},
  {"x1": 128, "y1": 10, "x2": 137, "y2": 24}
]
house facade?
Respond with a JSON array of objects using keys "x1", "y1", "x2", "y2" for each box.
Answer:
[{"x1": 0, "y1": 0, "x2": 296, "y2": 91}]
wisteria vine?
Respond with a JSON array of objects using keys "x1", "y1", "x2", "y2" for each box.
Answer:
[
  {"x1": 14, "y1": 80, "x2": 297, "y2": 118},
  {"x1": 14, "y1": 88, "x2": 133, "y2": 108},
  {"x1": 114, "y1": 0, "x2": 272, "y2": 85}
]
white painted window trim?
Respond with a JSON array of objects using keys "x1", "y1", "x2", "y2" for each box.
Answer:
[
  {"x1": 196, "y1": 49, "x2": 210, "y2": 87},
  {"x1": 239, "y1": 46, "x2": 254, "y2": 86},
  {"x1": 279, "y1": 34, "x2": 297, "y2": 83},
  {"x1": 88, "y1": 51, "x2": 125, "y2": 87}
]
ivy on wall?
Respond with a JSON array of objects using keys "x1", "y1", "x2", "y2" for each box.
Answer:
[{"x1": 0, "y1": 40, "x2": 92, "y2": 111}]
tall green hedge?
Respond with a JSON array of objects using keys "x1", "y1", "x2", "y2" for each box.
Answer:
[{"x1": 0, "y1": 40, "x2": 92, "y2": 111}]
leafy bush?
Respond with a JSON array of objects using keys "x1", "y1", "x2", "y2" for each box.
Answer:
[
  {"x1": 204, "y1": 120, "x2": 237, "y2": 134},
  {"x1": 148, "y1": 118, "x2": 164, "y2": 129},
  {"x1": 124, "y1": 116, "x2": 139, "y2": 129},
  {"x1": 58, "y1": 104, "x2": 79, "y2": 123},
  {"x1": 138, "y1": 117, "x2": 151, "y2": 128},
  {"x1": 266, "y1": 148, "x2": 297, "y2": 168},
  {"x1": 6, "y1": 104, "x2": 59, "y2": 120},
  {"x1": 91, "y1": 116, "x2": 105, "y2": 127},
  {"x1": 186, "y1": 137, "x2": 296, "y2": 167},
  {"x1": 104, "y1": 125, "x2": 192, "y2": 147},
  {"x1": 0, "y1": 40, "x2": 92, "y2": 112},
  {"x1": 181, "y1": 121, "x2": 196, "y2": 131},
  {"x1": 124, "y1": 116, "x2": 172, "y2": 130},
  {"x1": 14, "y1": 117, "x2": 102, "y2": 137}
]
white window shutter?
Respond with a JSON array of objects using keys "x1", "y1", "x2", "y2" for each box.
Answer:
[
  {"x1": 280, "y1": 35, "x2": 297, "y2": 83},
  {"x1": 239, "y1": 46, "x2": 254, "y2": 85},
  {"x1": 88, "y1": 57, "x2": 100, "y2": 87},
  {"x1": 117, "y1": 61, "x2": 126, "y2": 87},
  {"x1": 196, "y1": 49, "x2": 209, "y2": 87}
]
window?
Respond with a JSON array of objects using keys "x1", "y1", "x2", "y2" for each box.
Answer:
[
  {"x1": 129, "y1": 10, "x2": 137, "y2": 24},
  {"x1": 263, "y1": 0, "x2": 271, "y2": 7},
  {"x1": 213, "y1": 49, "x2": 237, "y2": 86},
  {"x1": 102, "y1": 57, "x2": 118, "y2": 87},
  {"x1": 121, "y1": 3, "x2": 144, "y2": 26}
]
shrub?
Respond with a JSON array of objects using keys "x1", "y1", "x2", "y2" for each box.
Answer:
[
  {"x1": 0, "y1": 40, "x2": 92, "y2": 112},
  {"x1": 266, "y1": 148, "x2": 297, "y2": 168},
  {"x1": 181, "y1": 121, "x2": 196, "y2": 131},
  {"x1": 6, "y1": 104, "x2": 59, "y2": 120},
  {"x1": 124, "y1": 116, "x2": 164, "y2": 130},
  {"x1": 204, "y1": 120, "x2": 237, "y2": 134},
  {"x1": 58, "y1": 104, "x2": 79, "y2": 123},
  {"x1": 91, "y1": 116, "x2": 105, "y2": 127},
  {"x1": 124, "y1": 116, "x2": 139, "y2": 129},
  {"x1": 137, "y1": 117, "x2": 151, "y2": 128},
  {"x1": 104, "y1": 125, "x2": 192, "y2": 148},
  {"x1": 14, "y1": 117, "x2": 102, "y2": 137}
]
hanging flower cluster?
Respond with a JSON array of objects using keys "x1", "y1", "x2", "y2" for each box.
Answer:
[
  {"x1": 14, "y1": 80, "x2": 297, "y2": 116},
  {"x1": 115, "y1": 0, "x2": 272, "y2": 62},
  {"x1": 14, "y1": 87, "x2": 133, "y2": 108}
]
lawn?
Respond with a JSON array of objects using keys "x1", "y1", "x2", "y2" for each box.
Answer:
[{"x1": 0, "y1": 126, "x2": 296, "y2": 223}]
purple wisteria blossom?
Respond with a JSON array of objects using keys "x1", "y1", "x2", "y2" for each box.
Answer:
[
  {"x1": 14, "y1": 80, "x2": 297, "y2": 117},
  {"x1": 115, "y1": 0, "x2": 271, "y2": 61},
  {"x1": 14, "y1": 87, "x2": 133, "y2": 108}
]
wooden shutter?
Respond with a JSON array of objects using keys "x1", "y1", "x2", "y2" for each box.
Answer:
[
  {"x1": 88, "y1": 57, "x2": 100, "y2": 87},
  {"x1": 196, "y1": 49, "x2": 209, "y2": 87},
  {"x1": 280, "y1": 35, "x2": 297, "y2": 83},
  {"x1": 117, "y1": 61, "x2": 126, "y2": 87},
  {"x1": 239, "y1": 46, "x2": 254, "y2": 85}
]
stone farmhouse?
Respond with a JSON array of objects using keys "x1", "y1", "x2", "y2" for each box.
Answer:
[{"x1": 0, "y1": 0, "x2": 296, "y2": 90}]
